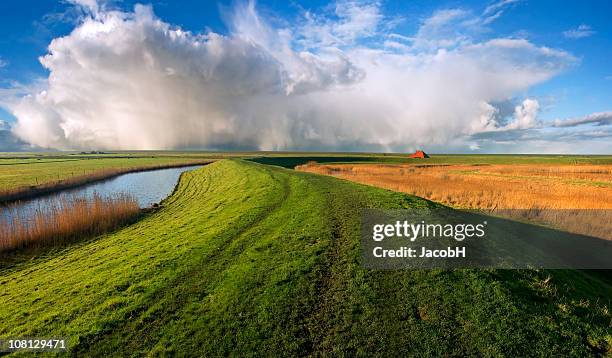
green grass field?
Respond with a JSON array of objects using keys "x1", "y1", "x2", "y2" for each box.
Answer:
[{"x1": 1, "y1": 159, "x2": 610, "y2": 356}]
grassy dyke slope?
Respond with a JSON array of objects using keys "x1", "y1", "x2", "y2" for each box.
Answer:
[{"x1": 0, "y1": 160, "x2": 610, "y2": 356}]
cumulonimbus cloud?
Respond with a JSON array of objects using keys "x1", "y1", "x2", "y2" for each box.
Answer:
[{"x1": 7, "y1": 1, "x2": 576, "y2": 151}]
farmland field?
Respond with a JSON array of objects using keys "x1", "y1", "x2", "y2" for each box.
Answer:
[
  {"x1": 1, "y1": 159, "x2": 611, "y2": 356},
  {"x1": 2, "y1": 152, "x2": 610, "y2": 202}
]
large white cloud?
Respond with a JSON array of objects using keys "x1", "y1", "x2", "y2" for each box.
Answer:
[{"x1": 7, "y1": 1, "x2": 577, "y2": 151}]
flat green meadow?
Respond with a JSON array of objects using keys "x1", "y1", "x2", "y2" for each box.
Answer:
[{"x1": 0, "y1": 159, "x2": 610, "y2": 356}]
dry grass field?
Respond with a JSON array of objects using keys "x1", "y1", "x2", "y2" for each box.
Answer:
[
  {"x1": 297, "y1": 162, "x2": 612, "y2": 239},
  {"x1": 0, "y1": 193, "x2": 139, "y2": 253}
]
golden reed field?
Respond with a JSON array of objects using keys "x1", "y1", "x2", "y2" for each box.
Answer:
[
  {"x1": 297, "y1": 162, "x2": 612, "y2": 239},
  {"x1": 0, "y1": 193, "x2": 139, "y2": 253}
]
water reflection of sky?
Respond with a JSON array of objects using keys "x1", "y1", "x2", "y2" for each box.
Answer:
[{"x1": 0, "y1": 165, "x2": 203, "y2": 225}]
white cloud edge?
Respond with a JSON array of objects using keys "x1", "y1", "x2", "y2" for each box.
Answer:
[{"x1": 563, "y1": 24, "x2": 595, "y2": 39}]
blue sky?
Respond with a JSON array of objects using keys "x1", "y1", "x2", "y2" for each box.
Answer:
[{"x1": 0, "y1": 0, "x2": 610, "y2": 152}]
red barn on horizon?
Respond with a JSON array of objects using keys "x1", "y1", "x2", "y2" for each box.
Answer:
[{"x1": 409, "y1": 150, "x2": 429, "y2": 159}]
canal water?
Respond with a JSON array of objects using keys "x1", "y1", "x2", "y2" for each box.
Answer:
[{"x1": 0, "y1": 165, "x2": 204, "y2": 225}]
